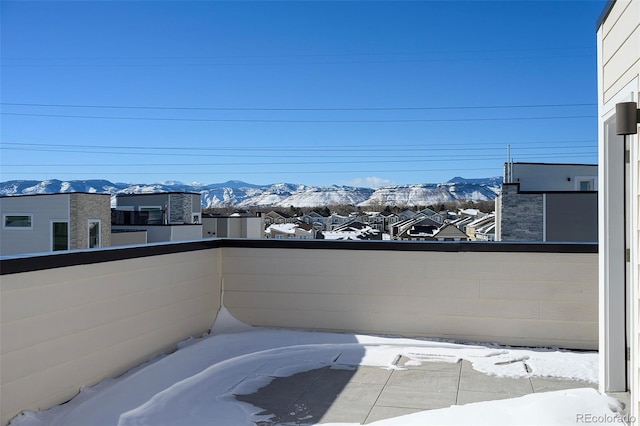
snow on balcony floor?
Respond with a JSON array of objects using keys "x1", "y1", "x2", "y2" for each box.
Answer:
[{"x1": 10, "y1": 309, "x2": 624, "y2": 426}]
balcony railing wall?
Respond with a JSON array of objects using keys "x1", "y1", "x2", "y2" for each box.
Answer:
[{"x1": 0, "y1": 240, "x2": 597, "y2": 425}]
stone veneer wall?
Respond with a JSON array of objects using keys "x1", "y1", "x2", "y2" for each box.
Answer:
[
  {"x1": 69, "y1": 193, "x2": 111, "y2": 249},
  {"x1": 169, "y1": 193, "x2": 195, "y2": 224},
  {"x1": 499, "y1": 184, "x2": 544, "y2": 241}
]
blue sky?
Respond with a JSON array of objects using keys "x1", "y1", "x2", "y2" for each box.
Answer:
[{"x1": 1, "y1": 1, "x2": 604, "y2": 188}]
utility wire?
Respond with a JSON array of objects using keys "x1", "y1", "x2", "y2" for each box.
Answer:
[
  {"x1": 2, "y1": 152, "x2": 597, "y2": 168},
  {"x1": 0, "y1": 165, "x2": 578, "y2": 175},
  {"x1": 0, "y1": 141, "x2": 596, "y2": 151},
  {"x1": 0, "y1": 145, "x2": 595, "y2": 158},
  {"x1": 4, "y1": 46, "x2": 593, "y2": 61},
  {"x1": 0, "y1": 102, "x2": 596, "y2": 112},
  {"x1": 1, "y1": 112, "x2": 596, "y2": 123},
  {"x1": 2, "y1": 54, "x2": 595, "y2": 67}
]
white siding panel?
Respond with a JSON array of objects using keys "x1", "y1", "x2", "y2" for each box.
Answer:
[
  {"x1": 222, "y1": 249, "x2": 598, "y2": 351},
  {"x1": 603, "y1": 25, "x2": 640, "y2": 93},
  {"x1": 0, "y1": 247, "x2": 222, "y2": 425}
]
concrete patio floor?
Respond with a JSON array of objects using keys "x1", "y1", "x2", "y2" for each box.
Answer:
[{"x1": 237, "y1": 357, "x2": 603, "y2": 425}]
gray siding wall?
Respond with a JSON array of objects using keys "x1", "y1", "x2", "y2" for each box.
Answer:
[
  {"x1": 546, "y1": 193, "x2": 598, "y2": 242},
  {"x1": 0, "y1": 195, "x2": 70, "y2": 255},
  {"x1": 117, "y1": 194, "x2": 167, "y2": 210},
  {"x1": 507, "y1": 163, "x2": 597, "y2": 191}
]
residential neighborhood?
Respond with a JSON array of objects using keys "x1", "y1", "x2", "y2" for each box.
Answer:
[{"x1": 0, "y1": 161, "x2": 601, "y2": 256}]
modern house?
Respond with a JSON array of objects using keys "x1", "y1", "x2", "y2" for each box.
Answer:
[
  {"x1": 201, "y1": 212, "x2": 264, "y2": 239},
  {"x1": 112, "y1": 192, "x2": 203, "y2": 243},
  {"x1": 0, "y1": 193, "x2": 111, "y2": 256},
  {"x1": 495, "y1": 162, "x2": 598, "y2": 242},
  {"x1": 597, "y1": 0, "x2": 640, "y2": 420},
  {"x1": 115, "y1": 192, "x2": 202, "y2": 225}
]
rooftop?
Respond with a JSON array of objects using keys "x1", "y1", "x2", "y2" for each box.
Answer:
[
  {"x1": 0, "y1": 239, "x2": 613, "y2": 425},
  {"x1": 9, "y1": 309, "x2": 624, "y2": 426}
]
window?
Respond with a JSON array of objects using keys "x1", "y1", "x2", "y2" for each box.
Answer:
[
  {"x1": 140, "y1": 206, "x2": 164, "y2": 224},
  {"x1": 579, "y1": 180, "x2": 594, "y2": 191},
  {"x1": 52, "y1": 222, "x2": 68, "y2": 251},
  {"x1": 575, "y1": 177, "x2": 596, "y2": 191},
  {"x1": 3, "y1": 214, "x2": 32, "y2": 229},
  {"x1": 88, "y1": 220, "x2": 100, "y2": 248}
]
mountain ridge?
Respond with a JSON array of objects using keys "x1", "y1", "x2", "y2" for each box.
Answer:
[{"x1": 0, "y1": 178, "x2": 503, "y2": 208}]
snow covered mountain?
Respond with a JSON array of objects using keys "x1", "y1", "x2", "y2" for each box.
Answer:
[{"x1": 0, "y1": 178, "x2": 502, "y2": 208}]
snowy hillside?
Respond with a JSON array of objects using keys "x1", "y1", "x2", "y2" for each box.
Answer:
[{"x1": 0, "y1": 178, "x2": 502, "y2": 208}]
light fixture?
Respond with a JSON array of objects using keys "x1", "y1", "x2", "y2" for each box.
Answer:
[{"x1": 616, "y1": 101, "x2": 640, "y2": 135}]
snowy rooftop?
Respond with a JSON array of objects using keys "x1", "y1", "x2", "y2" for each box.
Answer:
[{"x1": 11, "y1": 309, "x2": 625, "y2": 426}]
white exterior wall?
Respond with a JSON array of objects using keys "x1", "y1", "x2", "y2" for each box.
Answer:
[
  {"x1": 598, "y1": 0, "x2": 640, "y2": 418},
  {"x1": 510, "y1": 163, "x2": 598, "y2": 191},
  {"x1": 0, "y1": 194, "x2": 70, "y2": 256},
  {"x1": 244, "y1": 216, "x2": 263, "y2": 239}
]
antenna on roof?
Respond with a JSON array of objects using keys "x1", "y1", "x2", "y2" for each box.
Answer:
[{"x1": 506, "y1": 145, "x2": 513, "y2": 183}]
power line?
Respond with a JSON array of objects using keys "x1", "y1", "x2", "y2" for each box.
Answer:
[
  {"x1": 0, "y1": 102, "x2": 597, "y2": 112},
  {"x1": 3, "y1": 46, "x2": 593, "y2": 61},
  {"x1": 1, "y1": 153, "x2": 597, "y2": 168},
  {"x1": 0, "y1": 140, "x2": 596, "y2": 150},
  {"x1": 1, "y1": 112, "x2": 597, "y2": 123},
  {"x1": 0, "y1": 142, "x2": 596, "y2": 158},
  {"x1": 2, "y1": 54, "x2": 595, "y2": 68},
  {"x1": 0, "y1": 167, "x2": 508, "y2": 176}
]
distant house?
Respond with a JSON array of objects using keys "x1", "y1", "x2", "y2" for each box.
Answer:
[
  {"x1": 450, "y1": 216, "x2": 475, "y2": 233},
  {"x1": 327, "y1": 213, "x2": 350, "y2": 230},
  {"x1": 363, "y1": 210, "x2": 400, "y2": 233},
  {"x1": 300, "y1": 211, "x2": 326, "y2": 228},
  {"x1": 465, "y1": 213, "x2": 496, "y2": 241},
  {"x1": 323, "y1": 220, "x2": 382, "y2": 240},
  {"x1": 393, "y1": 215, "x2": 442, "y2": 240},
  {"x1": 263, "y1": 211, "x2": 294, "y2": 226},
  {"x1": 112, "y1": 192, "x2": 202, "y2": 244},
  {"x1": 432, "y1": 223, "x2": 469, "y2": 241},
  {"x1": 264, "y1": 222, "x2": 315, "y2": 239},
  {"x1": 417, "y1": 207, "x2": 445, "y2": 224},
  {"x1": 495, "y1": 162, "x2": 598, "y2": 242},
  {"x1": 397, "y1": 209, "x2": 418, "y2": 221},
  {"x1": 0, "y1": 193, "x2": 111, "y2": 256},
  {"x1": 472, "y1": 217, "x2": 496, "y2": 242}
]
